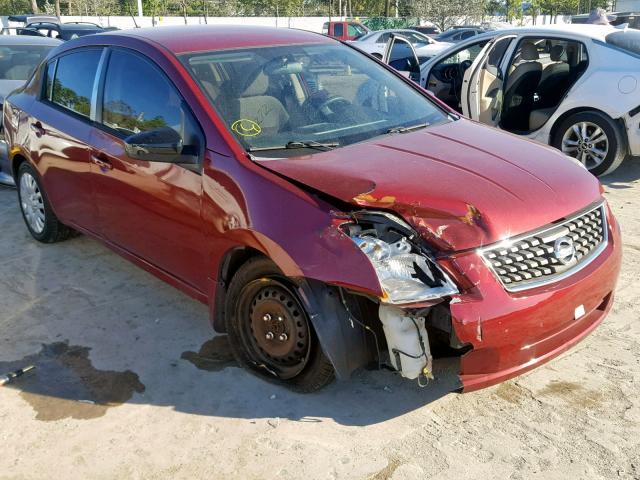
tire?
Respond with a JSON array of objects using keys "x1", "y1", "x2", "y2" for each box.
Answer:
[
  {"x1": 225, "y1": 256, "x2": 335, "y2": 393},
  {"x1": 552, "y1": 111, "x2": 627, "y2": 177},
  {"x1": 17, "y1": 162, "x2": 74, "y2": 243}
]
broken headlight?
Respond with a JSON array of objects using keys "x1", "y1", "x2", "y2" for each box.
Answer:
[{"x1": 343, "y1": 212, "x2": 458, "y2": 304}]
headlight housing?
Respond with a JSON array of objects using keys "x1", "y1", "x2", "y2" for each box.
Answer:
[{"x1": 342, "y1": 212, "x2": 458, "y2": 304}]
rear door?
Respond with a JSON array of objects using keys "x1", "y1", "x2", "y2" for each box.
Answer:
[
  {"x1": 89, "y1": 48, "x2": 208, "y2": 291},
  {"x1": 28, "y1": 48, "x2": 104, "y2": 232},
  {"x1": 463, "y1": 35, "x2": 515, "y2": 125}
]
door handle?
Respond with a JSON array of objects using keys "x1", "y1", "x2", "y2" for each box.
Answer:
[
  {"x1": 91, "y1": 151, "x2": 113, "y2": 171},
  {"x1": 30, "y1": 121, "x2": 46, "y2": 136}
]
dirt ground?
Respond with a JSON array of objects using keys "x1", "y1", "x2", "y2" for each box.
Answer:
[{"x1": 1, "y1": 160, "x2": 639, "y2": 480}]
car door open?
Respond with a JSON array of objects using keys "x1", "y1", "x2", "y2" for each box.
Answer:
[
  {"x1": 463, "y1": 36, "x2": 514, "y2": 125},
  {"x1": 382, "y1": 34, "x2": 421, "y2": 83}
]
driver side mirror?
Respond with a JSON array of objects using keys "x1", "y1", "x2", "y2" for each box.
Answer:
[{"x1": 124, "y1": 127, "x2": 196, "y2": 164}]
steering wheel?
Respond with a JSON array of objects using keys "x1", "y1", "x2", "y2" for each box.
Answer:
[{"x1": 318, "y1": 96, "x2": 351, "y2": 117}]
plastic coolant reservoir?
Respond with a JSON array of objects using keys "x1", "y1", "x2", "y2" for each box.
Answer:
[{"x1": 379, "y1": 305, "x2": 432, "y2": 380}]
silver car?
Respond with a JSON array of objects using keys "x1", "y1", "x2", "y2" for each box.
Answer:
[{"x1": 0, "y1": 35, "x2": 61, "y2": 186}]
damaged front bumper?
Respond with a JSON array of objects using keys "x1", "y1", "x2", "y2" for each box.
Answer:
[{"x1": 448, "y1": 209, "x2": 622, "y2": 392}]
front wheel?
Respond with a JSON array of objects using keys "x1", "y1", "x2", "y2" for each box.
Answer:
[
  {"x1": 225, "y1": 257, "x2": 335, "y2": 393},
  {"x1": 552, "y1": 111, "x2": 627, "y2": 176}
]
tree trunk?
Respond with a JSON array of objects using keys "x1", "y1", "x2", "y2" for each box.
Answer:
[
  {"x1": 55, "y1": 0, "x2": 60, "y2": 16},
  {"x1": 384, "y1": 0, "x2": 390, "y2": 17},
  {"x1": 30, "y1": 0, "x2": 38, "y2": 13}
]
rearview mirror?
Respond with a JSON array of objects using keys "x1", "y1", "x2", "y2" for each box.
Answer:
[{"x1": 124, "y1": 127, "x2": 195, "y2": 164}]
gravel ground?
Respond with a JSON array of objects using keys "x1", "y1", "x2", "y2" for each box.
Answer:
[{"x1": 1, "y1": 160, "x2": 639, "y2": 480}]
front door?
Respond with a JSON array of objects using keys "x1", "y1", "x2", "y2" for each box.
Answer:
[
  {"x1": 463, "y1": 36, "x2": 514, "y2": 125},
  {"x1": 89, "y1": 48, "x2": 208, "y2": 291},
  {"x1": 383, "y1": 34, "x2": 421, "y2": 83}
]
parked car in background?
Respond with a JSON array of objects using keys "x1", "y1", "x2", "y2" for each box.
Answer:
[
  {"x1": 7, "y1": 14, "x2": 60, "y2": 25},
  {"x1": 322, "y1": 20, "x2": 369, "y2": 40},
  {"x1": 0, "y1": 35, "x2": 61, "y2": 186},
  {"x1": 409, "y1": 24, "x2": 441, "y2": 37},
  {"x1": 435, "y1": 27, "x2": 487, "y2": 43},
  {"x1": 350, "y1": 29, "x2": 452, "y2": 61},
  {"x1": 386, "y1": 24, "x2": 640, "y2": 176},
  {"x1": 573, "y1": 11, "x2": 640, "y2": 28},
  {"x1": 3, "y1": 26, "x2": 621, "y2": 394},
  {"x1": 18, "y1": 21, "x2": 117, "y2": 40}
]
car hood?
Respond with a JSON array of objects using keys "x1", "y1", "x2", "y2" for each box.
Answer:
[
  {"x1": 254, "y1": 119, "x2": 602, "y2": 252},
  {"x1": 0, "y1": 80, "x2": 24, "y2": 104}
]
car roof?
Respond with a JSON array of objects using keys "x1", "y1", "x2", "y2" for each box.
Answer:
[
  {"x1": 491, "y1": 24, "x2": 619, "y2": 42},
  {"x1": 0, "y1": 35, "x2": 62, "y2": 46},
  {"x1": 92, "y1": 25, "x2": 333, "y2": 54}
]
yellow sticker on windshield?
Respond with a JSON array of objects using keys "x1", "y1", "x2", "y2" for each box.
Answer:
[{"x1": 231, "y1": 119, "x2": 262, "y2": 137}]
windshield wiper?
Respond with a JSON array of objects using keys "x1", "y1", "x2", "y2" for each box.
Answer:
[
  {"x1": 247, "y1": 140, "x2": 339, "y2": 153},
  {"x1": 386, "y1": 122, "x2": 430, "y2": 134}
]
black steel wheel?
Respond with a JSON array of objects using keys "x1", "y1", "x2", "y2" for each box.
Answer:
[{"x1": 225, "y1": 257, "x2": 335, "y2": 392}]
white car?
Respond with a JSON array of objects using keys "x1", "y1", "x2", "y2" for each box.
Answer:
[
  {"x1": 384, "y1": 25, "x2": 640, "y2": 176},
  {"x1": 351, "y1": 29, "x2": 452, "y2": 62}
]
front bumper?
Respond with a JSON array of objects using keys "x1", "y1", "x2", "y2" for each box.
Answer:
[
  {"x1": 449, "y1": 206, "x2": 622, "y2": 392},
  {"x1": 0, "y1": 140, "x2": 14, "y2": 187}
]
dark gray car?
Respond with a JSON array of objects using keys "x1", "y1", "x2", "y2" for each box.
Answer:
[{"x1": 0, "y1": 35, "x2": 61, "y2": 186}]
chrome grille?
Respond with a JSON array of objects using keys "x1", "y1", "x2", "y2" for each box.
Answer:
[{"x1": 479, "y1": 203, "x2": 608, "y2": 291}]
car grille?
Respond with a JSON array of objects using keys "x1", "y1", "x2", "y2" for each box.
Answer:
[{"x1": 479, "y1": 203, "x2": 608, "y2": 291}]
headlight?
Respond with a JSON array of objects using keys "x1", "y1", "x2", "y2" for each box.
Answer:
[{"x1": 343, "y1": 212, "x2": 458, "y2": 304}]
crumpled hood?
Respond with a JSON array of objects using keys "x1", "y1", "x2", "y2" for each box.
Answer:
[{"x1": 255, "y1": 119, "x2": 602, "y2": 252}]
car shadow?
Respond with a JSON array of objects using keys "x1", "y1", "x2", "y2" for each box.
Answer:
[
  {"x1": 0, "y1": 187, "x2": 459, "y2": 426},
  {"x1": 601, "y1": 156, "x2": 640, "y2": 189}
]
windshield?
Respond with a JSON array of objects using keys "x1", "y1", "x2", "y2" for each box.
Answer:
[
  {"x1": 0, "y1": 45, "x2": 52, "y2": 81},
  {"x1": 400, "y1": 31, "x2": 430, "y2": 44},
  {"x1": 181, "y1": 43, "x2": 448, "y2": 156},
  {"x1": 606, "y1": 29, "x2": 640, "y2": 56}
]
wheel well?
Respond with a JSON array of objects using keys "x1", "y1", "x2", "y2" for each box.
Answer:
[
  {"x1": 549, "y1": 107, "x2": 621, "y2": 145},
  {"x1": 212, "y1": 246, "x2": 266, "y2": 332},
  {"x1": 11, "y1": 154, "x2": 27, "y2": 180}
]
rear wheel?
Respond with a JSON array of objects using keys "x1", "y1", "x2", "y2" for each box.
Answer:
[
  {"x1": 17, "y1": 162, "x2": 74, "y2": 243},
  {"x1": 553, "y1": 111, "x2": 626, "y2": 176},
  {"x1": 225, "y1": 257, "x2": 335, "y2": 392}
]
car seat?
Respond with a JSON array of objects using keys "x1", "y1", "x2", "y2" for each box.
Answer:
[{"x1": 501, "y1": 42, "x2": 542, "y2": 131}]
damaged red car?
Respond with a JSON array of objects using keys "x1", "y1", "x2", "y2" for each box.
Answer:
[{"x1": 4, "y1": 26, "x2": 621, "y2": 392}]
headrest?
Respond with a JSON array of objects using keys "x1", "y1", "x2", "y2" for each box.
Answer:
[
  {"x1": 550, "y1": 45, "x2": 565, "y2": 62},
  {"x1": 520, "y1": 42, "x2": 539, "y2": 61},
  {"x1": 241, "y1": 71, "x2": 269, "y2": 97}
]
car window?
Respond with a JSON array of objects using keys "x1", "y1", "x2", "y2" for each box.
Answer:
[
  {"x1": 0, "y1": 45, "x2": 53, "y2": 81},
  {"x1": 347, "y1": 24, "x2": 359, "y2": 37},
  {"x1": 439, "y1": 40, "x2": 488, "y2": 64},
  {"x1": 483, "y1": 37, "x2": 513, "y2": 77},
  {"x1": 334, "y1": 24, "x2": 344, "y2": 37},
  {"x1": 101, "y1": 49, "x2": 185, "y2": 137},
  {"x1": 376, "y1": 32, "x2": 390, "y2": 43},
  {"x1": 50, "y1": 49, "x2": 102, "y2": 118},
  {"x1": 461, "y1": 31, "x2": 476, "y2": 39},
  {"x1": 606, "y1": 29, "x2": 640, "y2": 56},
  {"x1": 182, "y1": 43, "x2": 448, "y2": 156}
]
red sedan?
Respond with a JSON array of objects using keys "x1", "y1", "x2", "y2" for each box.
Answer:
[{"x1": 3, "y1": 26, "x2": 621, "y2": 392}]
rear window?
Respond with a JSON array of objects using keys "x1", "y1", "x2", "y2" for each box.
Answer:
[
  {"x1": 606, "y1": 29, "x2": 640, "y2": 55},
  {"x1": 49, "y1": 49, "x2": 102, "y2": 117},
  {"x1": 0, "y1": 45, "x2": 53, "y2": 81}
]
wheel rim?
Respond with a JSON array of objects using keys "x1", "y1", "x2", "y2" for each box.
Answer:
[
  {"x1": 237, "y1": 279, "x2": 311, "y2": 380},
  {"x1": 561, "y1": 121, "x2": 609, "y2": 170},
  {"x1": 19, "y1": 172, "x2": 46, "y2": 234}
]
